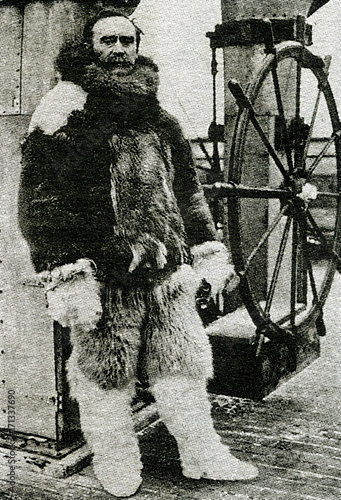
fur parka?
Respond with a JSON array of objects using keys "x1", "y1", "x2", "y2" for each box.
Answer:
[
  {"x1": 19, "y1": 51, "x2": 216, "y2": 286},
  {"x1": 18, "y1": 44, "x2": 232, "y2": 389}
]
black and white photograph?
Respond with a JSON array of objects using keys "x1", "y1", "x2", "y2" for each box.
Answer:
[{"x1": 0, "y1": 1, "x2": 340, "y2": 498}]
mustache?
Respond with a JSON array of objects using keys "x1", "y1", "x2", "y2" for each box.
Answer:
[{"x1": 99, "y1": 53, "x2": 133, "y2": 68}]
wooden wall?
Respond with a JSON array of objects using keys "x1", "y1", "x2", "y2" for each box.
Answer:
[{"x1": 0, "y1": 1, "x2": 97, "y2": 443}]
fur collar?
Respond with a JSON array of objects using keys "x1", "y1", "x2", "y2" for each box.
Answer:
[
  {"x1": 53, "y1": 40, "x2": 161, "y2": 130},
  {"x1": 81, "y1": 56, "x2": 159, "y2": 98}
]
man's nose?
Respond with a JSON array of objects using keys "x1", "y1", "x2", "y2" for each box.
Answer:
[{"x1": 111, "y1": 41, "x2": 125, "y2": 53}]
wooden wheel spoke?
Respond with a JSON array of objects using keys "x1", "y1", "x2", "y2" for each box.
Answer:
[
  {"x1": 297, "y1": 214, "x2": 321, "y2": 307},
  {"x1": 197, "y1": 139, "x2": 214, "y2": 169},
  {"x1": 242, "y1": 203, "x2": 290, "y2": 276},
  {"x1": 307, "y1": 260, "x2": 320, "y2": 305},
  {"x1": 305, "y1": 209, "x2": 340, "y2": 262},
  {"x1": 228, "y1": 80, "x2": 290, "y2": 182},
  {"x1": 316, "y1": 191, "x2": 340, "y2": 200},
  {"x1": 306, "y1": 132, "x2": 339, "y2": 179},
  {"x1": 271, "y1": 65, "x2": 294, "y2": 172},
  {"x1": 203, "y1": 183, "x2": 288, "y2": 200},
  {"x1": 264, "y1": 213, "x2": 292, "y2": 316},
  {"x1": 303, "y1": 56, "x2": 332, "y2": 165}
]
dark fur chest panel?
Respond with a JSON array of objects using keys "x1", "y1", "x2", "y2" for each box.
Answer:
[{"x1": 109, "y1": 130, "x2": 188, "y2": 264}]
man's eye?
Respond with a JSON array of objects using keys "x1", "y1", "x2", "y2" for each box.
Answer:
[
  {"x1": 100, "y1": 36, "x2": 118, "y2": 45},
  {"x1": 120, "y1": 36, "x2": 135, "y2": 46}
]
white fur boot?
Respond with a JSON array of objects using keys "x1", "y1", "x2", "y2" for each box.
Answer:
[
  {"x1": 68, "y1": 355, "x2": 142, "y2": 497},
  {"x1": 151, "y1": 375, "x2": 258, "y2": 481}
]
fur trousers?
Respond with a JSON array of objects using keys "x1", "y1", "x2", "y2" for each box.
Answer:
[
  {"x1": 65, "y1": 264, "x2": 258, "y2": 497},
  {"x1": 69, "y1": 264, "x2": 214, "y2": 389}
]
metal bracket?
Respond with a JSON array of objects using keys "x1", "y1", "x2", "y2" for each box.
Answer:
[
  {"x1": 207, "y1": 18, "x2": 313, "y2": 49},
  {"x1": 275, "y1": 115, "x2": 310, "y2": 164}
]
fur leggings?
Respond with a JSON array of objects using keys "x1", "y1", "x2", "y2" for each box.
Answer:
[
  {"x1": 68, "y1": 354, "x2": 226, "y2": 497},
  {"x1": 68, "y1": 359, "x2": 258, "y2": 498}
]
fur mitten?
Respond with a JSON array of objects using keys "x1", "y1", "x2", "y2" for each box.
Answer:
[
  {"x1": 191, "y1": 241, "x2": 239, "y2": 296},
  {"x1": 39, "y1": 259, "x2": 102, "y2": 331}
]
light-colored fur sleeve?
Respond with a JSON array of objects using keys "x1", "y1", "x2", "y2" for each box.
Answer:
[{"x1": 29, "y1": 81, "x2": 88, "y2": 135}]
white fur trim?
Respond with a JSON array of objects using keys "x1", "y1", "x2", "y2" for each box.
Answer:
[
  {"x1": 154, "y1": 263, "x2": 199, "y2": 301},
  {"x1": 191, "y1": 240, "x2": 229, "y2": 262},
  {"x1": 29, "y1": 81, "x2": 88, "y2": 135},
  {"x1": 39, "y1": 258, "x2": 97, "y2": 291},
  {"x1": 191, "y1": 241, "x2": 238, "y2": 296},
  {"x1": 40, "y1": 259, "x2": 102, "y2": 330}
]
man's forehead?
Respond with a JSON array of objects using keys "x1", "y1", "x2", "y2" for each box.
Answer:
[{"x1": 92, "y1": 16, "x2": 136, "y2": 38}]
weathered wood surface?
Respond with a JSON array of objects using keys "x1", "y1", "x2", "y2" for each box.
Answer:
[
  {"x1": 21, "y1": 0, "x2": 92, "y2": 114},
  {"x1": 0, "y1": 6, "x2": 22, "y2": 115},
  {"x1": 221, "y1": 0, "x2": 317, "y2": 21},
  {"x1": 1, "y1": 397, "x2": 340, "y2": 499}
]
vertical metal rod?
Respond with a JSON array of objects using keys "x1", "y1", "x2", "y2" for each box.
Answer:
[
  {"x1": 290, "y1": 217, "x2": 298, "y2": 331},
  {"x1": 211, "y1": 47, "x2": 222, "y2": 181},
  {"x1": 294, "y1": 15, "x2": 306, "y2": 171},
  {"x1": 212, "y1": 47, "x2": 218, "y2": 126},
  {"x1": 19, "y1": 5, "x2": 25, "y2": 115},
  {"x1": 294, "y1": 57, "x2": 302, "y2": 170},
  {"x1": 297, "y1": 212, "x2": 308, "y2": 305}
]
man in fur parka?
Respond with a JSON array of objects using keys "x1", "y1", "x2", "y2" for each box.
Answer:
[{"x1": 19, "y1": 10, "x2": 258, "y2": 498}]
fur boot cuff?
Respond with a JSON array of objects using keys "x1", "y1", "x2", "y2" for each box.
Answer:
[
  {"x1": 39, "y1": 259, "x2": 102, "y2": 330},
  {"x1": 191, "y1": 241, "x2": 239, "y2": 296}
]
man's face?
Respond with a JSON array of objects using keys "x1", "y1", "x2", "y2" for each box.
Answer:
[{"x1": 92, "y1": 16, "x2": 138, "y2": 68}]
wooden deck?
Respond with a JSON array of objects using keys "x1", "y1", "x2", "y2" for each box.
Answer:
[{"x1": 1, "y1": 272, "x2": 340, "y2": 499}]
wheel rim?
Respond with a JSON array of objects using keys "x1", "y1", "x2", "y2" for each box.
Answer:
[{"x1": 228, "y1": 42, "x2": 341, "y2": 339}]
